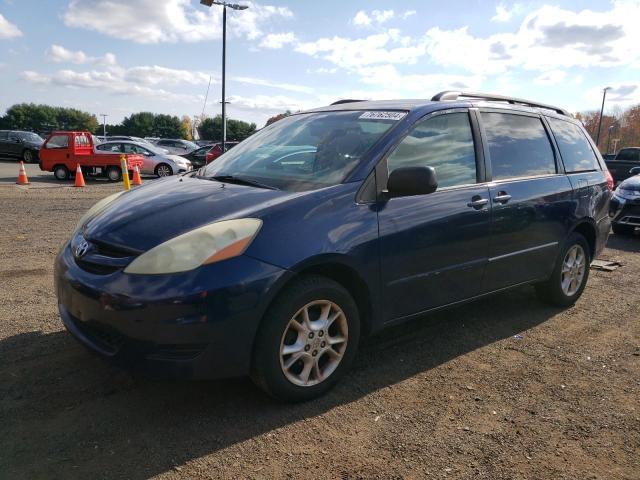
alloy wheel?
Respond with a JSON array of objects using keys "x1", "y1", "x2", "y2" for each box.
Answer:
[
  {"x1": 560, "y1": 244, "x2": 586, "y2": 296},
  {"x1": 156, "y1": 164, "x2": 172, "y2": 177},
  {"x1": 279, "y1": 300, "x2": 348, "y2": 387}
]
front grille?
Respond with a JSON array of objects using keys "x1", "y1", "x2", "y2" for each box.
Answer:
[
  {"x1": 73, "y1": 319, "x2": 126, "y2": 354},
  {"x1": 73, "y1": 235, "x2": 139, "y2": 275},
  {"x1": 146, "y1": 344, "x2": 208, "y2": 361}
]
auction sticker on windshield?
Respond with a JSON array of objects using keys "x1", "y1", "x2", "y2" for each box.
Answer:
[{"x1": 359, "y1": 111, "x2": 407, "y2": 121}]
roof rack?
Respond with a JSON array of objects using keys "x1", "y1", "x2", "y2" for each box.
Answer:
[
  {"x1": 330, "y1": 99, "x2": 365, "y2": 105},
  {"x1": 431, "y1": 91, "x2": 570, "y2": 116}
]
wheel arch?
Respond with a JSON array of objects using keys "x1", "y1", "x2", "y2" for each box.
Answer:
[
  {"x1": 569, "y1": 219, "x2": 597, "y2": 259},
  {"x1": 261, "y1": 255, "x2": 376, "y2": 338}
]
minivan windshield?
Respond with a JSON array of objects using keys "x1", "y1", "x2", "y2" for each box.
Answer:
[{"x1": 201, "y1": 110, "x2": 403, "y2": 191}]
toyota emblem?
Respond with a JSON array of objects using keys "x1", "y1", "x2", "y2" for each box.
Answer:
[{"x1": 74, "y1": 239, "x2": 90, "y2": 258}]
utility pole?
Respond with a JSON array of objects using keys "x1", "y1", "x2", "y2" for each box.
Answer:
[
  {"x1": 595, "y1": 87, "x2": 611, "y2": 149},
  {"x1": 100, "y1": 114, "x2": 108, "y2": 138},
  {"x1": 199, "y1": 1, "x2": 248, "y2": 152}
]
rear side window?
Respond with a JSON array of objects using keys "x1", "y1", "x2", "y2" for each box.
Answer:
[
  {"x1": 482, "y1": 112, "x2": 556, "y2": 180},
  {"x1": 617, "y1": 149, "x2": 640, "y2": 162},
  {"x1": 548, "y1": 118, "x2": 600, "y2": 172},
  {"x1": 45, "y1": 135, "x2": 69, "y2": 149},
  {"x1": 387, "y1": 112, "x2": 477, "y2": 188},
  {"x1": 97, "y1": 143, "x2": 122, "y2": 152}
]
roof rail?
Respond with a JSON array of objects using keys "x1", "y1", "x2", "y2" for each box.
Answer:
[
  {"x1": 330, "y1": 99, "x2": 365, "y2": 105},
  {"x1": 431, "y1": 90, "x2": 570, "y2": 116}
]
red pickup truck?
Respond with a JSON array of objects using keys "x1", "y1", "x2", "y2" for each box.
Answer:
[{"x1": 39, "y1": 131, "x2": 144, "y2": 181}]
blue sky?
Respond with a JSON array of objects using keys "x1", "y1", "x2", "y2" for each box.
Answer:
[{"x1": 0, "y1": 0, "x2": 639, "y2": 127}]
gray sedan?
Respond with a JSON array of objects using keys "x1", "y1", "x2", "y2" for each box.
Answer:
[{"x1": 95, "y1": 141, "x2": 192, "y2": 177}]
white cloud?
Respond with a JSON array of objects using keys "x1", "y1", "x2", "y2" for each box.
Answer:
[
  {"x1": 62, "y1": 0, "x2": 293, "y2": 44},
  {"x1": 353, "y1": 9, "x2": 394, "y2": 27},
  {"x1": 491, "y1": 4, "x2": 520, "y2": 23},
  {"x1": 259, "y1": 32, "x2": 296, "y2": 49},
  {"x1": 401, "y1": 10, "x2": 417, "y2": 20},
  {"x1": 425, "y1": 3, "x2": 640, "y2": 74},
  {"x1": 47, "y1": 44, "x2": 116, "y2": 66},
  {"x1": 0, "y1": 13, "x2": 22, "y2": 39},
  {"x1": 296, "y1": 30, "x2": 426, "y2": 68},
  {"x1": 534, "y1": 70, "x2": 567, "y2": 85},
  {"x1": 585, "y1": 83, "x2": 640, "y2": 106}
]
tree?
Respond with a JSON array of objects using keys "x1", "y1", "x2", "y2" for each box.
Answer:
[
  {"x1": 265, "y1": 110, "x2": 292, "y2": 127},
  {"x1": 198, "y1": 115, "x2": 257, "y2": 142},
  {"x1": 577, "y1": 103, "x2": 640, "y2": 153},
  {"x1": 0, "y1": 103, "x2": 98, "y2": 133}
]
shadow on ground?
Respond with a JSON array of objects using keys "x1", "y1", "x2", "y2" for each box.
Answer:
[{"x1": 1, "y1": 286, "x2": 561, "y2": 479}]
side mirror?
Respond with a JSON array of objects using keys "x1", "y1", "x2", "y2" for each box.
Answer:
[
  {"x1": 386, "y1": 166, "x2": 438, "y2": 198},
  {"x1": 629, "y1": 166, "x2": 640, "y2": 175}
]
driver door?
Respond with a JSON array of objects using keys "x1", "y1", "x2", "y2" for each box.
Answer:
[{"x1": 377, "y1": 110, "x2": 492, "y2": 321}]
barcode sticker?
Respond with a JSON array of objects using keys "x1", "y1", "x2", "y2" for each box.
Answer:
[{"x1": 359, "y1": 111, "x2": 407, "y2": 121}]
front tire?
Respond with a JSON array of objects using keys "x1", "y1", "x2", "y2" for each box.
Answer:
[
  {"x1": 535, "y1": 233, "x2": 590, "y2": 307},
  {"x1": 612, "y1": 223, "x2": 635, "y2": 235},
  {"x1": 251, "y1": 275, "x2": 360, "y2": 402},
  {"x1": 155, "y1": 163, "x2": 173, "y2": 177},
  {"x1": 53, "y1": 165, "x2": 69, "y2": 181}
]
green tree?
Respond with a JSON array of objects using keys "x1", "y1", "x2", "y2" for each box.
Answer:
[
  {"x1": 120, "y1": 112, "x2": 156, "y2": 137},
  {"x1": 0, "y1": 103, "x2": 98, "y2": 133},
  {"x1": 198, "y1": 115, "x2": 257, "y2": 142}
]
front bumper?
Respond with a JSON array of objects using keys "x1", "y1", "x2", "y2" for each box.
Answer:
[
  {"x1": 610, "y1": 195, "x2": 640, "y2": 227},
  {"x1": 55, "y1": 241, "x2": 290, "y2": 379}
]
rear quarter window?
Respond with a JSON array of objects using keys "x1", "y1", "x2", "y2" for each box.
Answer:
[
  {"x1": 45, "y1": 135, "x2": 69, "y2": 149},
  {"x1": 481, "y1": 112, "x2": 556, "y2": 180},
  {"x1": 548, "y1": 118, "x2": 600, "y2": 172}
]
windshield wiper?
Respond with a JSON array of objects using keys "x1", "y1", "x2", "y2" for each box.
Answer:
[{"x1": 210, "y1": 174, "x2": 278, "y2": 190}]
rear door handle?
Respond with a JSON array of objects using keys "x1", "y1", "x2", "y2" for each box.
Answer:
[
  {"x1": 467, "y1": 197, "x2": 489, "y2": 209},
  {"x1": 494, "y1": 192, "x2": 512, "y2": 204}
]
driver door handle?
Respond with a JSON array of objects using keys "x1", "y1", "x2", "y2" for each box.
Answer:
[
  {"x1": 467, "y1": 197, "x2": 489, "y2": 209},
  {"x1": 494, "y1": 192, "x2": 512, "y2": 204}
]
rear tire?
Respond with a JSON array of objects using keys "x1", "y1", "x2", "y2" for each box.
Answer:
[
  {"x1": 53, "y1": 165, "x2": 69, "y2": 181},
  {"x1": 612, "y1": 223, "x2": 635, "y2": 235},
  {"x1": 535, "y1": 233, "x2": 590, "y2": 307},
  {"x1": 106, "y1": 166, "x2": 122, "y2": 182},
  {"x1": 251, "y1": 275, "x2": 360, "y2": 402},
  {"x1": 23, "y1": 149, "x2": 34, "y2": 163}
]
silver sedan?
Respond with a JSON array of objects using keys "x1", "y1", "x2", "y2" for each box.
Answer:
[{"x1": 95, "y1": 141, "x2": 193, "y2": 177}]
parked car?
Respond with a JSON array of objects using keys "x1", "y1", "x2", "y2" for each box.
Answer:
[
  {"x1": 604, "y1": 147, "x2": 640, "y2": 184},
  {"x1": 98, "y1": 136, "x2": 167, "y2": 152},
  {"x1": 39, "y1": 131, "x2": 143, "y2": 181},
  {"x1": 206, "y1": 142, "x2": 239, "y2": 164},
  {"x1": 0, "y1": 130, "x2": 44, "y2": 163},
  {"x1": 95, "y1": 141, "x2": 192, "y2": 177},
  {"x1": 154, "y1": 138, "x2": 199, "y2": 155},
  {"x1": 56, "y1": 92, "x2": 612, "y2": 401},
  {"x1": 181, "y1": 145, "x2": 212, "y2": 169},
  {"x1": 610, "y1": 166, "x2": 640, "y2": 235},
  {"x1": 602, "y1": 153, "x2": 616, "y2": 161}
]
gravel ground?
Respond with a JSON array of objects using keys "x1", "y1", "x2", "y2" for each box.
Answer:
[{"x1": 0, "y1": 184, "x2": 638, "y2": 480}]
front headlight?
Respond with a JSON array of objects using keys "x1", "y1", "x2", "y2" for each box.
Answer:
[
  {"x1": 124, "y1": 218, "x2": 262, "y2": 274},
  {"x1": 75, "y1": 191, "x2": 124, "y2": 232}
]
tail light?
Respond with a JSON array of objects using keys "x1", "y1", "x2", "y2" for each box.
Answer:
[{"x1": 605, "y1": 170, "x2": 614, "y2": 191}]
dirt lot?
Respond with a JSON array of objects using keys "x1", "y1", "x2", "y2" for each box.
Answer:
[{"x1": 0, "y1": 183, "x2": 638, "y2": 480}]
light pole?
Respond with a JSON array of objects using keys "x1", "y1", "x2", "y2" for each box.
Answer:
[
  {"x1": 200, "y1": 0, "x2": 248, "y2": 152},
  {"x1": 595, "y1": 87, "x2": 611, "y2": 149},
  {"x1": 606, "y1": 125, "x2": 615, "y2": 155},
  {"x1": 100, "y1": 113, "x2": 108, "y2": 138}
]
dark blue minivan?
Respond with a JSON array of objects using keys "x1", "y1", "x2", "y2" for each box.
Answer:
[{"x1": 56, "y1": 92, "x2": 613, "y2": 401}]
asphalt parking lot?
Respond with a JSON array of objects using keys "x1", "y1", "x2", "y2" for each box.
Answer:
[{"x1": 0, "y1": 181, "x2": 638, "y2": 479}]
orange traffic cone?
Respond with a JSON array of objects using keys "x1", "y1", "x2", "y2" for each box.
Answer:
[
  {"x1": 74, "y1": 164, "x2": 86, "y2": 188},
  {"x1": 132, "y1": 165, "x2": 143, "y2": 186},
  {"x1": 16, "y1": 161, "x2": 29, "y2": 185}
]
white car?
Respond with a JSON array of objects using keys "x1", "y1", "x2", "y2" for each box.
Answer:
[
  {"x1": 95, "y1": 141, "x2": 192, "y2": 177},
  {"x1": 154, "y1": 138, "x2": 199, "y2": 155}
]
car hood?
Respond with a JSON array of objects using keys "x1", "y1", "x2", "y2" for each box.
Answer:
[
  {"x1": 83, "y1": 175, "x2": 303, "y2": 251},
  {"x1": 167, "y1": 154, "x2": 190, "y2": 164},
  {"x1": 618, "y1": 174, "x2": 640, "y2": 191}
]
